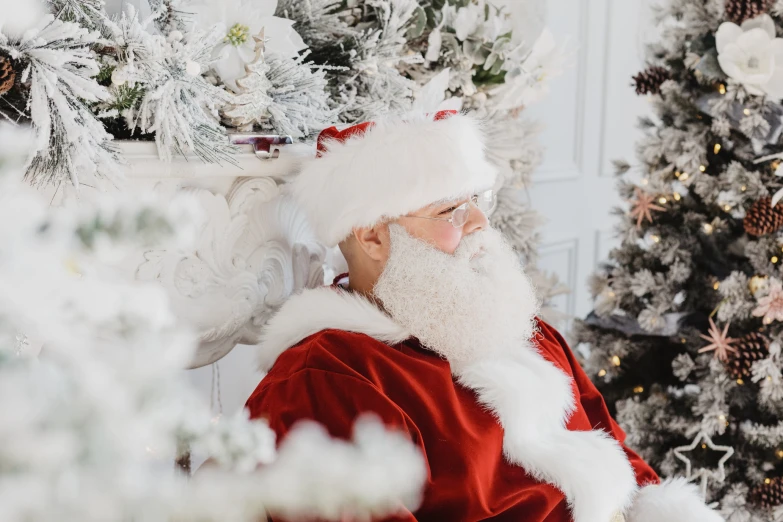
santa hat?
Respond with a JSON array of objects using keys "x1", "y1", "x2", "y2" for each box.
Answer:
[{"x1": 289, "y1": 110, "x2": 499, "y2": 247}]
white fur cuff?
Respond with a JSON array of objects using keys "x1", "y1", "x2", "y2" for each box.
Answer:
[{"x1": 627, "y1": 478, "x2": 724, "y2": 522}]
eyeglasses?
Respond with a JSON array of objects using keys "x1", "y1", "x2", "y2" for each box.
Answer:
[{"x1": 403, "y1": 190, "x2": 498, "y2": 228}]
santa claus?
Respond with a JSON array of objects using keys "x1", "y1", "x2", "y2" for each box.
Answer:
[{"x1": 245, "y1": 111, "x2": 723, "y2": 522}]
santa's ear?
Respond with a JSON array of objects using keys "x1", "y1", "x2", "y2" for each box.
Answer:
[{"x1": 352, "y1": 223, "x2": 390, "y2": 263}]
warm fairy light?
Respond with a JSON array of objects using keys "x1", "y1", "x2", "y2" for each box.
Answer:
[
  {"x1": 680, "y1": 172, "x2": 689, "y2": 181},
  {"x1": 699, "y1": 165, "x2": 707, "y2": 172},
  {"x1": 737, "y1": 378, "x2": 744, "y2": 385},
  {"x1": 713, "y1": 281, "x2": 720, "y2": 290},
  {"x1": 703, "y1": 223, "x2": 714, "y2": 234},
  {"x1": 713, "y1": 144, "x2": 721, "y2": 154},
  {"x1": 719, "y1": 84, "x2": 726, "y2": 94},
  {"x1": 741, "y1": 185, "x2": 747, "y2": 192},
  {"x1": 652, "y1": 235, "x2": 661, "y2": 243},
  {"x1": 767, "y1": 478, "x2": 772, "y2": 484},
  {"x1": 718, "y1": 414, "x2": 726, "y2": 421},
  {"x1": 777, "y1": 449, "x2": 783, "y2": 459},
  {"x1": 675, "y1": 171, "x2": 681, "y2": 178},
  {"x1": 723, "y1": 204, "x2": 732, "y2": 211},
  {"x1": 612, "y1": 355, "x2": 621, "y2": 367},
  {"x1": 658, "y1": 197, "x2": 667, "y2": 204},
  {"x1": 681, "y1": 338, "x2": 687, "y2": 344},
  {"x1": 702, "y1": 444, "x2": 707, "y2": 449},
  {"x1": 773, "y1": 161, "x2": 782, "y2": 171},
  {"x1": 744, "y1": 108, "x2": 751, "y2": 116},
  {"x1": 773, "y1": 256, "x2": 779, "y2": 264},
  {"x1": 633, "y1": 386, "x2": 644, "y2": 394},
  {"x1": 765, "y1": 316, "x2": 774, "y2": 325},
  {"x1": 598, "y1": 369, "x2": 607, "y2": 377},
  {"x1": 673, "y1": 193, "x2": 681, "y2": 201}
]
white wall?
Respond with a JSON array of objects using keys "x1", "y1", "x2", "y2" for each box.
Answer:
[{"x1": 502, "y1": 0, "x2": 657, "y2": 331}]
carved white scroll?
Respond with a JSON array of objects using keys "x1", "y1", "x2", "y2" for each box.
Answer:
[{"x1": 121, "y1": 140, "x2": 325, "y2": 368}]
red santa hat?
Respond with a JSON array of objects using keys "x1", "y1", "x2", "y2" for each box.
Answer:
[{"x1": 289, "y1": 110, "x2": 499, "y2": 247}]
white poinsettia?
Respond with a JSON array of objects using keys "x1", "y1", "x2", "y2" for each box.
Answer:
[
  {"x1": 716, "y1": 14, "x2": 783, "y2": 99},
  {"x1": 191, "y1": 0, "x2": 306, "y2": 92}
]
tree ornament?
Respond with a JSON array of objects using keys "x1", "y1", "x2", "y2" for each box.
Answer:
[
  {"x1": 632, "y1": 66, "x2": 671, "y2": 95},
  {"x1": 629, "y1": 187, "x2": 666, "y2": 229},
  {"x1": 744, "y1": 197, "x2": 783, "y2": 236},
  {"x1": 699, "y1": 316, "x2": 738, "y2": 362},
  {"x1": 0, "y1": 55, "x2": 15, "y2": 96},
  {"x1": 724, "y1": 0, "x2": 770, "y2": 25},
  {"x1": 674, "y1": 431, "x2": 735, "y2": 499},
  {"x1": 725, "y1": 332, "x2": 770, "y2": 378},
  {"x1": 716, "y1": 14, "x2": 783, "y2": 99},
  {"x1": 749, "y1": 476, "x2": 783, "y2": 509},
  {"x1": 752, "y1": 278, "x2": 783, "y2": 323}
]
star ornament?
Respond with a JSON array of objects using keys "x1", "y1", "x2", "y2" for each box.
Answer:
[
  {"x1": 629, "y1": 187, "x2": 666, "y2": 229},
  {"x1": 674, "y1": 431, "x2": 734, "y2": 500},
  {"x1": 699, "y1": 317, "x2": 737, "y2": 362}
]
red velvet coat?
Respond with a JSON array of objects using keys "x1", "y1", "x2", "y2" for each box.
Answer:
[{"x1": 245, "y1": 283, "x2": 718, "y2": 522}]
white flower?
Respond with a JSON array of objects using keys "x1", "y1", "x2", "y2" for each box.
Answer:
[
  {"x1": 191, "y1": 0, "x2": 306, "y2": 92},
  {"x1": 716, "y1": 14, "x2": 783, "y2": 99}
]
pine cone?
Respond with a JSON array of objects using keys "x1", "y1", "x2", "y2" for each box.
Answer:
[
  {"x1": 632, "y1": 66, "x2": 671, "y2": 96},
  {"x1": 0, "y1": 55, "x2": 15, "y2": 96},
  {"x1": 750, "y1": 477, "x2": 783, "y2": 509},
  {"x1": 725, "y1": 0, "x2": 769, "y2": 24},
  {"x1": 725, "y1": 332, "x2": 769, "y2": 379},
  {"x1": 744, "y1": 197, "x2": 783, "y2": 236}
]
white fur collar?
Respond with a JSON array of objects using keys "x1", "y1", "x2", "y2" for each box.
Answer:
[{"x1": 257, "y1": 286, "x2": 638, "y2": 521}]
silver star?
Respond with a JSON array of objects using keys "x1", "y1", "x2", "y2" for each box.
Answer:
[{"x1": 674, "y1": 431, "x2": 734, "y2": 500}]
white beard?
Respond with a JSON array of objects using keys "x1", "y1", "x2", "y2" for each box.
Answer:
[{"x1": 373, "y1": 225, "x2": 540, "y2": 372}]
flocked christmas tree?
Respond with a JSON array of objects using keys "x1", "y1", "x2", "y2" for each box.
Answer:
[{"x1": 573, "y1": 0, "x2": 783, "y2": 519}]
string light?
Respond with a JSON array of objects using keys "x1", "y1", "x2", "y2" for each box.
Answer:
[
  {"x1": 719, "y1": 84, "x2": 726, "y2": 94},
  {"x1": 658, "y1": 197, "x2": 667, "y2": 204},
  {"x1": 598, "y1": 369, "x2": 607, "y2": 377},
  {"x1": 713, "y1": 143, "x2": 721, "y2": 154},
  {"x1": 680, "y1": 172, "x2": 690, "y2": 181},
  {"x1": 612, "y1": 355, "x2": 621, "y2": 367},
  {"x1": 702, "y1": 443, "x2": 707, "y2": 449},
  {"x1": 673, "y1": 193, "x2": 681, "y2": 201},
  {"x1": 737, "y1": 378, "x2": 744, "y2": 385},
  {"x1": 652, "y1": 235, "x2": 661, "y2": 243},
  {"x1": 773, "y1": 160, "x2": 781, "y2": 171},
  {"x1": 699, "y1": 165, "x2": 707, "y2": 172},
  {"x1": 776, "y1": 449, "x2": 783, "y2": 459},
  {"x1": 713, "y1": 281, "x2": 720, "y2": 290},
  {"x1": 773, "y1": 256, "x2": 779, "y2": 264},
  {"x1": 718, "y1": 414, "x2": 726, "y2": 421},
  {"x1": 743, "y1": 108, "x2": 751, "y2": 116},
  {"x1": 633, "y1": 386, "x2": 644, "y2": 394},
  {"x1": 703, "y1": 223, "x2": 714, "y2": 234},
  {"x1": 675, "y1": 171, "x2": 681, "y2": 178},
  {"x1": 741, "y1": 185, "x2": 747, "y2": 192},
  {"x1": 765, "y1": 317, "x2": 774, "y2": 325},
  {"x1": 767, "y1": 478, "x2": 772, "y2": 485},
  {"x1": 724, "y1": 204, "x2": 732, "y2": 211}
]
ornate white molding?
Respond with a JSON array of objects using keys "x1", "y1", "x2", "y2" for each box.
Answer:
[{"x1": 122, "y1": 140, "x2": 326, "y2": 368}]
